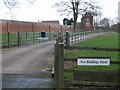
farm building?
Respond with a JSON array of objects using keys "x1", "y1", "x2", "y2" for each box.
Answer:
[
  {"x1": 81, "y1": 12, "x2": 94, "y2": 30},
  {"x1": 76, "y1": 12, "x2": 94, "y2": 31}
]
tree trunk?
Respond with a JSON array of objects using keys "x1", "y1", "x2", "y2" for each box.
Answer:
[{"x1": 72, "y1": 1, "x2": 79, "y2": 31}]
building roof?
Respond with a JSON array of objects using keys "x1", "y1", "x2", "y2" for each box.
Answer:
[{"x1": 42, "y1": 20, "x2": 60, "y2": 25}]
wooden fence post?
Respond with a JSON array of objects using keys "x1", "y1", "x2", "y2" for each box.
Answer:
[
  {"x1": 33, "y1": 32, "x2": 35, "y2": 43},
  {"x1": 8, "y1": 32, "x2": 10, "y2": 48},
  {"x1": 39, "y1": 32, "x2": 41, "y2": 42},
  {"x1": 65, "y1": 32, "x2": 70, "y2": 46},
  {"x1": 18, "y1": 32, "x2": 21, "y2": 47},
  {"x1": 54, "y1": 44, "x2": 64, "y2": 89},
  {"x1": 26, "y1": 32, "x2": 28, "y2": 44}
]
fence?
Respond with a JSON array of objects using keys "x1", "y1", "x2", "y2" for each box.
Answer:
[
  {"x1": 64, "y1": 30, "x2": 108, "y2": 46},
  {"x1": 54, "y1": 31, "x2": 120, "y2": 89},
  {"x1": 1, "y1": 31, "x2": 58, "y2": 48},
  {"x1": 1, "y1": 20, "x2": 110, "y2": 48},
  {"x1": 0, "y1": 19, "x2": 73, "y2": 47}
]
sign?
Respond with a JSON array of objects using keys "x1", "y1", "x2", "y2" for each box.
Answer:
[{"x1": 77, "y1": 58, "x2": 110, "y2": 66}]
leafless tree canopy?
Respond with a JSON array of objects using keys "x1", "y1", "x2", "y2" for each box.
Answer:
[
  {"x1": 53, "y1": 0, "x2": 101, "y2": 30},
  {"x1": 3, "y1": 0, "x2": 36, "y2": 9},
  {"x1": 27, "y1": 0, "x2": 36, "y2": 4},
  {"x1": 3, "y1": 0, "x2": 19, "y2": 9},
  {"x1": 2, "y1": 0, "x2": 36, "y2": 19},
  {"x1": 100, "y1": 18, "x2": 110, "y2": 28}
]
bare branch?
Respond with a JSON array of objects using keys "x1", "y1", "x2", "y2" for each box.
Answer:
[
  {"x1": 3, "y1": 0, "x2": 36, "y2": 19},
  {"x1": 53, "y1": 0, "x2": 102, "y2": 30},
  {"x1": 27, "y1": 0, "x2": 36, "y2": 4},
  {"x1": 3, "y1": 0, "x2": 19, "y2": 9}
]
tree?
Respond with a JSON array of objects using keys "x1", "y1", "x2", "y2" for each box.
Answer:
[
  {"x1": 100, "y1": 18, "x2": 110, "y2": 28},
  {"x1": 2, "y1": 0, "x2": 36, "y2": 19},
  {"x1": 3, "y1": 0, "x2": 19, "y2": 19},
  {"x1": 63, "y1": 18, "x2": 74, "y2": 25},
  {"x1": 53, "y1": 0, "x2": 101, "y2": 31},
  {"x1": 63, "y1": 18, "x2": 69, "y2": 25},
  {"x1": 111, "y1": 23, "x2": 118, "y2": 32},
  {"x1": 3, "y1": 0, "x2": 36, "y2": 8}
]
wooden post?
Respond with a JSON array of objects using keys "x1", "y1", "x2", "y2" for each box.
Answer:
[
  {"x1": 26, "y1": 32, "x2": 27, "y2": 44},
  {"x1": 39, "y1": 32, "x2": 41, "y2": 42},
  {"x1": 33, "y1": 32, "x2": 35, "y2": 43},
  {"x1": 18, "y1": 32, "x2": 21, "y2": 47},
  {"x1": 65, "y1": 32, "x2": 70, "y2": 46},
  {"x1": 54, "y1": 44, "x2": 64, "y2": 89},
  {"x1": 7, "y1": 32, "x2": 10, "y2": 48}
]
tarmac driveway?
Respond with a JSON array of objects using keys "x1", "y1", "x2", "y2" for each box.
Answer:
[
  {"x1": 2, "y1": 41, "x2": 55, "y2": 88},
  {"x1": 2, "y1": 41, "x2": 55, "y2": 74}
]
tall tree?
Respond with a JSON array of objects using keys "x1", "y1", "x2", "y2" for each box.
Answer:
[
  {"x1": 3, "y1": 0, "x2": 19, "y2": 19},
  {"x1": 53, "y1": 0, "x2": 101, "y2": 31},
  {"x1": 2, "y1": 0, "x2": 36, "y2": 19}
]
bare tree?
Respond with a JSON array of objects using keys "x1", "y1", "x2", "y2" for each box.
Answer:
[
  {"x1": 100, "y1": 18, "x2": 110, "y2": 28},
  {"x1": 2, "y1": 0, "x2": 36, "y2": 19},
  {"x1": 53, "y1": 0, "x2": 101, "y2": 31},
  {"x1": 3, "y1": 0, "x2": 19, "y2": 19}
]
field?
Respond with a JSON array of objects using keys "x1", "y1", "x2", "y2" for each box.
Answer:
[
  {"x1": 64, "y1": 32, "x2": 119, "y2": 69},
  {"x1": 75, "y1": 32, "x2": 119, "y2": 48},
  {"x1": 64, "y1": 32, "x2": 119, "y2": 79},
  {"x1": 65, "y1": 32, "x2": 119, "y2": 61}
]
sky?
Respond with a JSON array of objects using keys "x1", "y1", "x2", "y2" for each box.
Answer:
[
  {"x1": 119, "y1": 1, "x2": 120, "y2": 19},
  {"x1": 0, "y1": 0, "x2": 119, "y2": 24}
]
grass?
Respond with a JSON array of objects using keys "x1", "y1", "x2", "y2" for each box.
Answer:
[
  {"x1": 75, "y1": 32, "x2": 119, "y2": 49},
  {"x1": 64, "y1": 32, "x2": 119, "y2": 80},
  {"x1": 1, "y1": 32, "x2": 56, "y2": 47},
  {"x1": 65, "y1": 50, "x2": 119, "y2": 61},
  {"x1": 70, "y1": 64, "x2": 119, "y2": 71},
  {"x1": 65, "y1": 32, "x2": 119, "y2": 61}
]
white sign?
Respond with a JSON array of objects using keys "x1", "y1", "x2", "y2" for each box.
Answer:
[{"x1": 77, "y1": 58, "x2": 110, "y2": 66}]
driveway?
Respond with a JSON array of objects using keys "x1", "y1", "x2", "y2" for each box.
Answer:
[
  {"x1": 2, "y1": 41, "x2": 55, "y2": 74},
  {"x1": 2, "y1": 41, "x2": 55, "y2": 88}
]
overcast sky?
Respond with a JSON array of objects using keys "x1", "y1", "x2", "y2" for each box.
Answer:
[{"x1": 0, "y1": 0, "x2": 119, "y2": 24}]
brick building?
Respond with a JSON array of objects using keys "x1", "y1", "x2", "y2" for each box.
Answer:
[{"x1": 80, "y1": 12, "x2": 94, "y2": 30}]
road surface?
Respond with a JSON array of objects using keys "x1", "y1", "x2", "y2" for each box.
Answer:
[
  {"x1": 2, "y1": 41, "x2": 55, "y2": 88},
  {"x1": 2, "y1": 41, "x2": 55, "y2": 74},
  {"x1": 1, "y1": 32, "x2": 107, "y2": 88}
]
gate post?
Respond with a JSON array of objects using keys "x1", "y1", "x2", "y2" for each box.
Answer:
[{"x1": 54, "y1": 43, "x2": 64, "y2": 89}]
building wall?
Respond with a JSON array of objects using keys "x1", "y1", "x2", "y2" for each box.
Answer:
[
  {"x1": 1, "y1": 20, "x2": 72, "y2": 33},
  {"x1": 80, "y1": 12, "x2": 94, "y2": 30}
]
